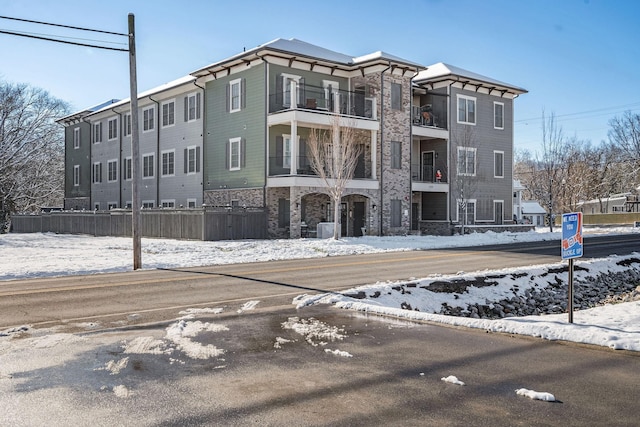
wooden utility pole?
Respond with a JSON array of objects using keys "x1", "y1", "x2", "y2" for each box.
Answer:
[{"x1": 128, "y1": 13, "x2": 141, "y2": 269}]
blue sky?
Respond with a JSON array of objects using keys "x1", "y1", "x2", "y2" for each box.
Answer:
[{"x1": 1, "y1": 0, "x2": 639, "y2": 154}]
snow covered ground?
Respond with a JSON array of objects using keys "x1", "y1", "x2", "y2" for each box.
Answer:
[{"x1": 0, "y1": 227, "x2": 639, "y2": 353}]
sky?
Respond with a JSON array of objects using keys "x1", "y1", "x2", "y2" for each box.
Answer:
[{"x1": 1, "y1": 0, "x2": 640, "y2": 154}]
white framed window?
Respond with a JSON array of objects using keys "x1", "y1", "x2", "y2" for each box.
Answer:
[
  {"x1": 73, "y1": 165, "x2": 80, "y2": 186},
  {"x1": 123, "y1": 113, "x2": 132, "y2": 136},
  {"x1": 142, "y1": 201, "x2": 155, "y2": 209},
  {"x1": 125, "y1": 201, "x2": 132, "y2": 209},
  {"x1": 229, "y1": 78, "x2": 241, "y2": 113},
  {"x1": 457, "y1": 199, "x2": 476, "y2": 224},
  {"x1": 162, "y1": 100, "x2": 175, "y2": 128},
  {"x1": 185, "y1": 146, "x2": 200, "y2": 174},
  {"x1": 187, "y1": 198, "x2": 197, "y2": 208},
  {"x1": 107, "y1": 159, "x2": 118, "y2": 182},
  {"x1": 143, "y1": 153, "x2": 155, "y2": 178},
  {"x1": 494, "y1": 102, "x2": 504, "y2": 129},
  {"x1": 161, "y1": 200, "x2": 175, "y2": 208},
  {"x1": 229, "y1": 137, "x2": 241, "y2": 171},
  {"x1": 92, "y1": 162, "x2": 102, "y2": 184},
  {"x1": 108, "y1": 117, "x2": 118, "y2": 140},
  {"x1": 457, "y1": 94, "x2": 476, "y2": 124},
  {"x1": 124, "y1": 157, "x2": 132, "y2": 181},
  {"x1": 142, "y1": 106, "x2": 155, "y2": 132},
  {"x1": 107, "y1": 202, "x2": 118, "y2": 210},
  {"x1": 162, "y1": 150, "x2": 175, "y2": 176},
  {"x1": 186, "y1": 92, "x2": 201, "y2": 121},
  {"x1": 282, "y1": 134, "x2": 293, "y2": 168},
  {"x1": 457, "y1": 147, "x2": 476, "y2": 176},
  {"x1": 494, "y1": 150, "x2": 504, "y2": 178},
  {"x1": 282, "y1": 73, "x2": 301, "y2": 107},
  {"x1": 93, "y1": 122, "x2": 102, "y2": 143},
  {"x1": 94, "y1": 202, "x2": 101, "y2": 211},
  {"x1": 73, "y1": 127, "x2": 80, "y2": 149}
]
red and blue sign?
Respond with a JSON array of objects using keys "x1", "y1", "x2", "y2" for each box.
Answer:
[{"x1": 562, "y1": 212, "x2": 583, "y2": 259}]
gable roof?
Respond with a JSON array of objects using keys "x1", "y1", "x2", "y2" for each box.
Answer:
[
  {"x1": 56, "y1": 99, "x2": 120, "y2": 125},
  {"x1": 414, "y1": 62, "x2": 527, "y2": 95},
  {"x1": 521, "y1": 201, "x2": 547, "y2": 214},
  {"x1": 191, "y1": 38, "x2": 424, "y2": 78}
]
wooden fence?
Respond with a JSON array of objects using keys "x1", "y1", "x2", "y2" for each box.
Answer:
[{"x1": 11, "y1": 207, "x2": 268, "y2": 241}]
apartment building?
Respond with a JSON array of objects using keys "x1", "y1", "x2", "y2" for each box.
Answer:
[{"x1": 58, "y1": 38, "x2": 526, "y2": 238}]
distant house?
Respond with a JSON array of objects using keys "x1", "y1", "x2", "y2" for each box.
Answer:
[
  {"x1": 57, "y1": 38, "x2": 526, "y2": 238},
  {"x1": 521, "y1": 201, "x2": 547, "y2": 226},
  {"x1": 577, "y1": 190, "x2": 640, "y2": 214}
]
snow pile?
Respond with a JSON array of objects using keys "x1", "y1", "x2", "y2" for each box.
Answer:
[
  {"x1": 281, "y1": 317, "x2": 347, "y2": 347},
  {"x1": 516, "y1": 388, "x2": 556, "y2": 402},
  {"x1": 441, "y1": 375, "x2": 465, "y2": 386},
  {"x1": 165, "y1": 320, "x2": 227, "y2": 360},
  {"x1": 324, "y1": 348, "x2": 353, "y2": 358}
]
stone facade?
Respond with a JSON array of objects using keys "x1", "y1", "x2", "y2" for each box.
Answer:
[{"x1": 204, "y1": 188, "x2": 264, "y2": 208}]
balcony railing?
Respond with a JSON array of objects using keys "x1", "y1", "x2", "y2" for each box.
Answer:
[
  {"x1": 269, "y1": 156, "x2": 370, "y2": 179},
  {"x1": 412, "y1": 93, "x2": 448, "y2": 130},
  {"x1": 269, "y1": 82, "x2": 376, "y2": 120},
  {"x1": 411, "y1": 163, "x2": 447, "y2": 183}
]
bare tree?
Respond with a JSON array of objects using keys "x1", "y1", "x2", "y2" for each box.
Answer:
[
  {"x1": 608, "y1": 111, "x2": 640, "y2": 165},
  {"x1": 307, "y1": 115, "x2": 364, "y2": 239},
  {"x1": 451, "y1": 126, "x2": 478, "y2": 235},
  {"x1": 0, "y1": 80, "x2": 69, "y2": 231}
]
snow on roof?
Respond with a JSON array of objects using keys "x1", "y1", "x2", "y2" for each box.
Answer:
[
  {"x1": 56, "y1": 99, "x2": 120, "y2": 124},
  {"x1": 415, "y1": 62, "x2": 527, "y2": 94},
  {"x1": 191, "y1": 38, "x2": 424, "y2": 76},
  {"x1": 521, "y1": 201, "x2": 547, "y2": 214},
  {"x1": 513, "y1": 180, "x2": 525, "y2": 191}
]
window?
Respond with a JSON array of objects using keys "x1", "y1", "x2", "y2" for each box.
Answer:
[
  {"x1": 457, "y1": 200, "x2": 476, "y2": 225},
  {"x1": 457, "y1": 147, "x2": 476, "y2": 176},
  {"x1": 143, "y1": 153, "x2": 155, "y2": 178},
  {"x1": 124, "y1": 157, "x2": 132, "y2": 181},
  {"x1": 391, "y1": 199, "x2": 402, "y2": 227},
  {"x1": 142, "y1": 106, "x2": 155, "y2": 132},
  {"x1": 185, "y1": 92, "x2": 201, "y2": 121},
  {"x1": 184, "y1": 146, "x2": 201, "y2": 174},
  {"x1": 107, "y1": 159, "x2": 118, "y2": 182},
  {"x1": 73, "y1": 165, "x2": 80, "y2": 186},
  {"x1": 108, "y1": 202, "x2": 118, "y2": 210},
  {"x1": 161, "y1": 200, "x2": 175, "y2": 208},
  {"x1": 162, "y1": 101, "x2": 175, "y2": 127},
  {"x1": 457, "y1": 95, "x2": 476, "y2": 124},
  {"x1": 282, "y1": 135, "x2": 293, "y2": 168},
  {"x1": 229, "y1": 79, "x2": 241, "y2": 113},
  {"x1": 142, "y1": 201, "x2": 155, "y2": 209},
  {"x1": 494, "y1": 102, "x2": 504, "y2": 129},
  {"x1": 281, "y1": 74, "x2": 301, "y2": 108},
  {"x1": 123, "y1": 114, "x2": 132, "y2": 136},
  {"x1": 94, "y1": 202, "x2": 101, "y2": 211},
  {"x1": 494, "y1": 151, "x2": 504, "y2": 178},
  {"x1": 73, "y1": 128, "x2": 80, "y2": 149},
  {"x1": 391, "y1": 141, "x2": 402, "y2": 169},
  {"x1": 228, "y1": 137, "x2": 241, "y2": 171},
  {"x1": 162, "y1": 150, "x2": 175, "y2": 176},
  {"x1": 323, "y1": 80, "x2": 339, "y2": 111},
  {"x1": 391, "y1": 82, "x2": 402, "y2": 110},
  {"x1": 93, "y1": 122, "x2": 102, "y2": 143},
  {"x1": 278, "y1": 198, "x2": 290, "y2": 228},
  {"x1": 92, "y1": 162, "x2": 102, "y2": 184},
  {"x1": 187, "y1": 199, "x2": 197, "y2": 208},
  {"x1": 108, "y1": 117, "x2": 118, "y2": 140}
]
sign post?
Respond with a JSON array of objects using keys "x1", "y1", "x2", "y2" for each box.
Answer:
[{"x1": 561, "y1": 212, "x2": 583, "y2": 323}]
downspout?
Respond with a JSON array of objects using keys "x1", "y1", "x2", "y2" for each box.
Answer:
[
  {"x1": 408, "y1": 68, "x2": 420, "y2": 233},
  {"x1": 193, "y1": 79, "x2": 206, "y2": 207},
  {"x1": 379, "y1": 61, "x2": 392, "y2": 236},
  {"x1": 148, "y1": 96, "x2": 160, "y2": 207},
  {"x1": 112, "y1": 108, "x2": 123, "y2": 208},
  {"x1": 82, "y1": 117, "x2": 92, "y2": 209},
  {"x1": 258, "y1": 54, "x2": 269, "y2": 211}
]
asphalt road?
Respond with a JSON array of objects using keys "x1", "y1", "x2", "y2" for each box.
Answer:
[{"x1": 1, "y1": 233, "x2": 639, "y2": 425}]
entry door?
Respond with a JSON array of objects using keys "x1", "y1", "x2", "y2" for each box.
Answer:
[
  {"x1": 422, "y1": 151, "x2": 434, "y2": 182},
  {"x1": 353, "y1": 202, "x2": 365, "y2": 236},
  {"x1": 495, "y1": 201, "x2": 504, "y2": 225}
]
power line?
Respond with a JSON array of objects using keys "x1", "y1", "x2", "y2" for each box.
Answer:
[
  {"x1": 0, "y1": 29, "x2": 128, "y2": 51},
  {"x1": 515, "y1": 102, "x2": 640, "y2": 124},
  {"x1": 0, "y1": 15, "x2": 127, "y2": 37},
  {"x1": 0, "y1": 28, "x2": 127, "y2": 46}
]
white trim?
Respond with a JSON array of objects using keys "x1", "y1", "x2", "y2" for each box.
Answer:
[
  {"x1": 124, "y1": 156, "x2": 132, "y2": 181},
  {"x1": 73, "y1": 164, "x2": 80, "y2": 186},
  {"x1": 161, "y1": 199, "x2": 176, "y2": 208},
  {"x1": 107, "y1": 117, "x2": 118, "y2": 140},
  {"x1": 142, "y1": 200, "x2": 155, "y2": 209},
  {"x1": 142, "y1": 152, "x2": 155, "y2": 179},
  {"x1": 456, "y1": 198, "x2": 476, "y2": 223},
  {"x1": 457, "y1": 146, "x2": 477, "y2": 176},
  {"x1": 107, "y1": 159, "x2": 118, "y2": 182},
  {"x1": 142, "y1": 106, "x2": 155, "y2": 133},
  {"x1": 493, "y1": 101, "x2": 504, "y2": 130},
  {"x1": 493, "y1": 150, "x2": 504, "y2": 178},
  {"x1": 187, "y1": 198, "x2": 197, "y2": 208},
  {"x1": 161, "y1": 99, "x2": 176, "y2": 128},
  {"x1": 229, "y1": 79, "x2": 242, "y2": 113},
  {"x1": 494, "y1": 199, "x2": 505, "y2": 223},
  {"x1": 282, "y1": 73, "x2": 301, "y2": 107},
  {"x1": 92, "y1": 162, "x2": 102, "y2": 184},
  {"x1": 93, "y1": 122, "x2": 102, "y2": 143},
  {"x1": 123, "y1": 113, "x2": 132, "y2": 137},
  {"x1": 229, "y1": 137, "x2": 241, "y2": 171},
  {"x1": 73, "y1": 127, "x2": 80, "y2": 149},
  {"x1": 456, "y1": 94, "x2": 476, "y2": 125},
  {"x1": 186, "y1": 92, "x2": 200, "y2": 121},
  {"x1": 161, "y1": 149, "x2": 176, "y2": 177},
  {"x1": 107, "y1": 202, "x2": 118, "y2": 210}
]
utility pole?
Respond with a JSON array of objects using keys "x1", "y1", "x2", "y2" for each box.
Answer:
[{"x1": 128, "y1": 13, "x2": 141, "y2": 269}]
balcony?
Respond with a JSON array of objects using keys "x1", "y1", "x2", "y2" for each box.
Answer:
[
  {"x1": 411, "y1": 163, "x2": 448, "y2": 193},
  {"x1": 269, "y1": 82, "x2": 376, "y2": 121},
  {"x1": 269, "y1": 156, "x2": 371, "y2": 179}
]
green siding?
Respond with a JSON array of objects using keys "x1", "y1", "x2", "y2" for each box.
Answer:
[
  {"x1": 65, "y1": 122, "x2": 91, "y2": 198},
  {"x1": 204, "y1": 63, "x2": 266, "y2": 190}
]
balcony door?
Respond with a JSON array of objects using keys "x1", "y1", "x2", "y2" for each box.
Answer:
[
  {"x1": 421, "y1": 151, "x2": 435, "y2": 182},
  {"x1": 323, "y1": 80, "x2": 339, "y2": 112}
]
